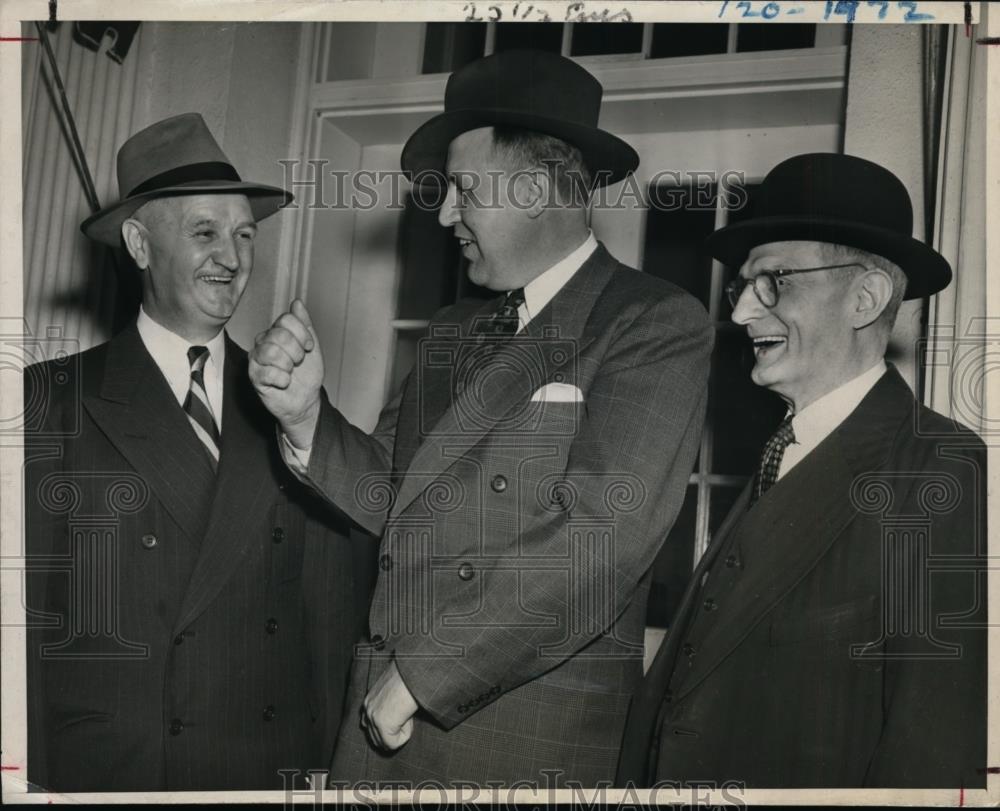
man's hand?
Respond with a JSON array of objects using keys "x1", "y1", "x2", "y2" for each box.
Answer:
[
  {"x1": 249, "y1": 299, "x2": 324, "y2": 450},
  {"x1": 361, "y1": 660, "x2": 418, "y2": 751}
]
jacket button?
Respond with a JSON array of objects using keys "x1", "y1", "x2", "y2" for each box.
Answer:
[
  {"x1": 458, "y1": 562, "x2": 475, "y2": 581},
  {"x1": 664, "y1": 689, "x2": 673, "y2": 704},
  {"x1": 490, "y1": 475, "x2": 507, "y2": 493},
  {"x1": 265, "y1": 618, "x2": 279, "y2": 635},
  {"x1": 272, "y1": 527, "x2": 285, "y2": 544},
  {"x1": 379, "y1": 554, "x2": 393, "y2": 571},
  {"x1": 173, "y1": 634, "x2": 185, "y2": 646},
  {"x1": 169, "y1": 718, "x2": 184, "y2": 735},
  {"x1": 703, "y1": 598, "x2": 717, "y2": 611},
  {"x1": 140, "y1": 533, "x2": 157, "y2": 549},
  {"x1": 370, "y1": 634, "x2": 386, "y2": 651},
  {"x1": 263, "y1": 705, "x2": 276, "y2": 722},
  {"x1": 725, "y1": 554, "x2": 740, "y2": 568},
  {"x1": 682, "y1": 642, "x2": 695, "y2": 657}
]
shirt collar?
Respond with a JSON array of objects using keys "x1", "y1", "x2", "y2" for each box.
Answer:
[
  {"x1": 136, "y1": 306, "x2": 226, "y2": 395},
  {"x1": 520, "y1": 231, "x2": 598, "y2": 324},
  {"x1": 790, "y1": 360, "x2": 888, "y2": 446}
]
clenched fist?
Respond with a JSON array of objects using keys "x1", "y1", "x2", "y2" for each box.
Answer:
[{"x1": 249, "y1": 299, "x2": 324, "y2": 450}]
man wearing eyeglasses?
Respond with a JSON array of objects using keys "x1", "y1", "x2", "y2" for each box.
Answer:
[{"x1": 616, "y1": 153, "x2": 986, "y2": 789}]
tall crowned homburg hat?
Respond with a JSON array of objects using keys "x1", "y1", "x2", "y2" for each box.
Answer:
[
  {"x1": 705, "y1": 152, "x2": 951, "y2": 300},
  {"x1": 81, "y1": 112, "x2": 293, "y2": 246},
  {"x1": 401, "y1": 49, "x2": 638, "y2": 187}
]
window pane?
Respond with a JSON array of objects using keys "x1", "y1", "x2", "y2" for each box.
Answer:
[
  {"x1": 494, "y1": 22, "x2": 564, "y2": 54},
  {"x1": 646, "y1": 485, "x2": 697, "y2": 628},
  {"x1": 422, "y1": 22, "x2": 487, "y2": 74},
  {"x1": 396, "y1": 192, "x2": 462, "y2": 320},
  {"x1": 736, "y1": 23, "x2": 816, "y2": 52},
  {"x1": 570, "y1": 22, "x2": 644, "y2": 56},
  {"x1": 708, "y1": 484, "x2": 744, "y2": 537},
  {"x1": 642, "y1": 184, "x2": 717, "y2": 309},
  {"x1": 709, "y1": 326, "x2": 786, "y2": 476},
  {"x1": 649, "y1": 23, "x2": 728, "y2": 59}
]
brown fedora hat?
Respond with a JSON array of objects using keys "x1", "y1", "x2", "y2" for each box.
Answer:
[
  {"x1": 81, "y1": 113, "x2": 293, "y2": 246},
  {"x1": 401, "y1": 49, "x2": 638, "y2": 187}
]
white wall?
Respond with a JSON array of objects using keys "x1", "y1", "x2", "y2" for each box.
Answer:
[
  {"x1": 843, "y1": 24, "x2": 926, "y2": 390},
  {"x1": 135, "y1": 22, "x2": 304, "y2": 348}
]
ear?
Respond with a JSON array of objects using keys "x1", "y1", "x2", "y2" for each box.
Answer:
[
  {"x1": 511, "y1": 167, "x2": 548, "y2": 220},
  {"x1": 851, "y1": 268, "x2": 893, "y2": 329},
  {"x1": 121, "y1": 218, "x2": 150, "y2": 269}
]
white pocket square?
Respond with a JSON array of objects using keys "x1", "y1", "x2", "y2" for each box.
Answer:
[{"x1": 530, "y1": 382, "x2": 584, "y2": 403}]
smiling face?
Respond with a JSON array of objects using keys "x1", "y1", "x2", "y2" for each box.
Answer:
[
  {"x1": 124, "y1": 194, "x2": 256, "y2": 343},
  {"x1": 732, "y1": 241, "x2": 868, "y2": 412},
  {"x1": 437, "y1": 127, "x2": 536, "y2": 292}
]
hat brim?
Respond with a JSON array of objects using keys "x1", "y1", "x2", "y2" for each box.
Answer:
[
  {"x1": 81, "y1": 180, "x2": 293, "y2": 246},
  {"x1": 401, "y1": 108, "x2": 639, "y2": 188},
  {"x1": 705, "y1": 216, "x2": 952, "y2": 300}
]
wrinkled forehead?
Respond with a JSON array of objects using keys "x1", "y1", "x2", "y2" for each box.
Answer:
[{"x1": 740, "y1": 240, "x2": 828, "y2": 277}]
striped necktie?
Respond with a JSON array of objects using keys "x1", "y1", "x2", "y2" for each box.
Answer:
[
  {"x1": 750, "y1": 415, "x2": 796, "y2": 507},
  {"x1": 184, "y1": 346, "x2": 221, "y2": 472}
]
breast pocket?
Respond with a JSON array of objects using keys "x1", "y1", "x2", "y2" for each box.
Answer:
[{"x1": 769, "y1": 595, "x2": 879, "y2": 647}]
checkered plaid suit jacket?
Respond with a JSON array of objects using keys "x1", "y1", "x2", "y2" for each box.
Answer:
[{"x1": 302, "y1": 244, "x2": 713, "y2": 787}]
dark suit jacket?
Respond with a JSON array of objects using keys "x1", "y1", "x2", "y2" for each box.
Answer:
[
  {"x1": 617, "y1": 366, "x2": 987, "y2": 788},
  {"x1": 298, "y1": 244, "x2": 714, "y2": 786},
  {"x1": 24, "y1": 322, "x2": 371, "y2": 792}
]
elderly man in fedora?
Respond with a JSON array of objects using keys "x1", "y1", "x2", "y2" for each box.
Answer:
[
  {"x1": 24, "y1": 113, "x2": 367, "y2": 792},
  {"x1": 249, "y1": 49, "x2": 713, "y2": 787},
  {"x1": 617, "y1": 153, "x2": 987, "y2": 789}
]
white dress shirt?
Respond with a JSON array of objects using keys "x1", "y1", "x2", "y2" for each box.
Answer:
[
  {"x1": 136, "y1": 306, "x2": 226, "y2": 430},
  {"x1": 778, "y1": 360, "x2": 888, "y2": 480},
  {"x1": 515, "y1": 230, "x2": 598, "y2": 332},
  {"x1": 282, "y1": 231, "x2": 598, "y2": 470}
]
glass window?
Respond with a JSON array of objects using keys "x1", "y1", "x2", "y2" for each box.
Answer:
[
  {"x1": 736, "y1": 22, "x2": 816, "y2": 52},
  {"x1": 395, "y1": 191, "x2": 463, "y2": 320},
  {"x1": 570, "y1": 22, "x2": 644, "y2": 56},
  {"x1": 493, "y1": 22, "x2": 564, "y2": 54},
  {"x1": 649, "y1": 23, "x2": 728, "y2": 59},
  {"x1": 642, "y1": 183, "x2": 717, "y2": 309},
  {"x1": 422, "y1": 22, "x2": 488, "y2": 74}
]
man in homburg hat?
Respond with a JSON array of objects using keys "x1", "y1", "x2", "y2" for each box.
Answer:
[
  {"x1": 24, "y1": 113, "x2": 367, "y2": 791},
  {"x1": 249, "y1": 50, "x2": 713, "y2": 787},
  {"x1": 617, "y1": 153, "x2": 987, "y2": 788}
]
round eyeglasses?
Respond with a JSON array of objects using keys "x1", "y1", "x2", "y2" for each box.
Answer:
[{"x1": 725, "y1": 263, "x2": 865, "y2": 309}]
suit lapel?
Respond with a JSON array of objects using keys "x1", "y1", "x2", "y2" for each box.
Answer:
[
  {"x1": 675, "y1": 366, "x2": 915, "y2": 701},
  {"x1": 390, "y1": 244, "x2": 617, "y2": 518},
  {"x1": 172, "y1": 337, "x2": 277, "y2": 634},
  {"x1": 82, "y1": 322, "x2": 216, "y2": 543}
]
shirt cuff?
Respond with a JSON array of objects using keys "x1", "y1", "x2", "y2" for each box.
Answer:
[{"x1": 279, "y1": 430, "x2": 313, "y2": 476}]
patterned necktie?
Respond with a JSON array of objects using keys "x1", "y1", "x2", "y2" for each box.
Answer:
[
  {"x1": 750, "y1": 415, "x2": 796, "y2": 506},
  {"x1": 475, "y1": 288, "x2": 526, "y2": 339},
  {"x1": 184, "y1": 346, "x2": 221, "y2": 472}
]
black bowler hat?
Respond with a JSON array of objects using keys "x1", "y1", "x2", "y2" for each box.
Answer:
[
  {"x1": 705, "y1": 153, "x2": 951, "y2": 300},
  {"x1": 81, "y1": 113, "x2": 293, "y2": 246},
  {"x1": 401, "y1": 49, "x2": 638, "y2": 187}
]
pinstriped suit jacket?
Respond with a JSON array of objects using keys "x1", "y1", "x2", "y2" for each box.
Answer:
[
  {"x1": 300, "y1": 244, "x2": 714, "y2": 786},
  {"x1": 24, "y1": 322, "x2": 369, "y2": 791}
]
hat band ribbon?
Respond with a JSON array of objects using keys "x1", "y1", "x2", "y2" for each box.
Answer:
[{"x1": 128, "y1": 161, "x2": 242, "y2": 198}]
